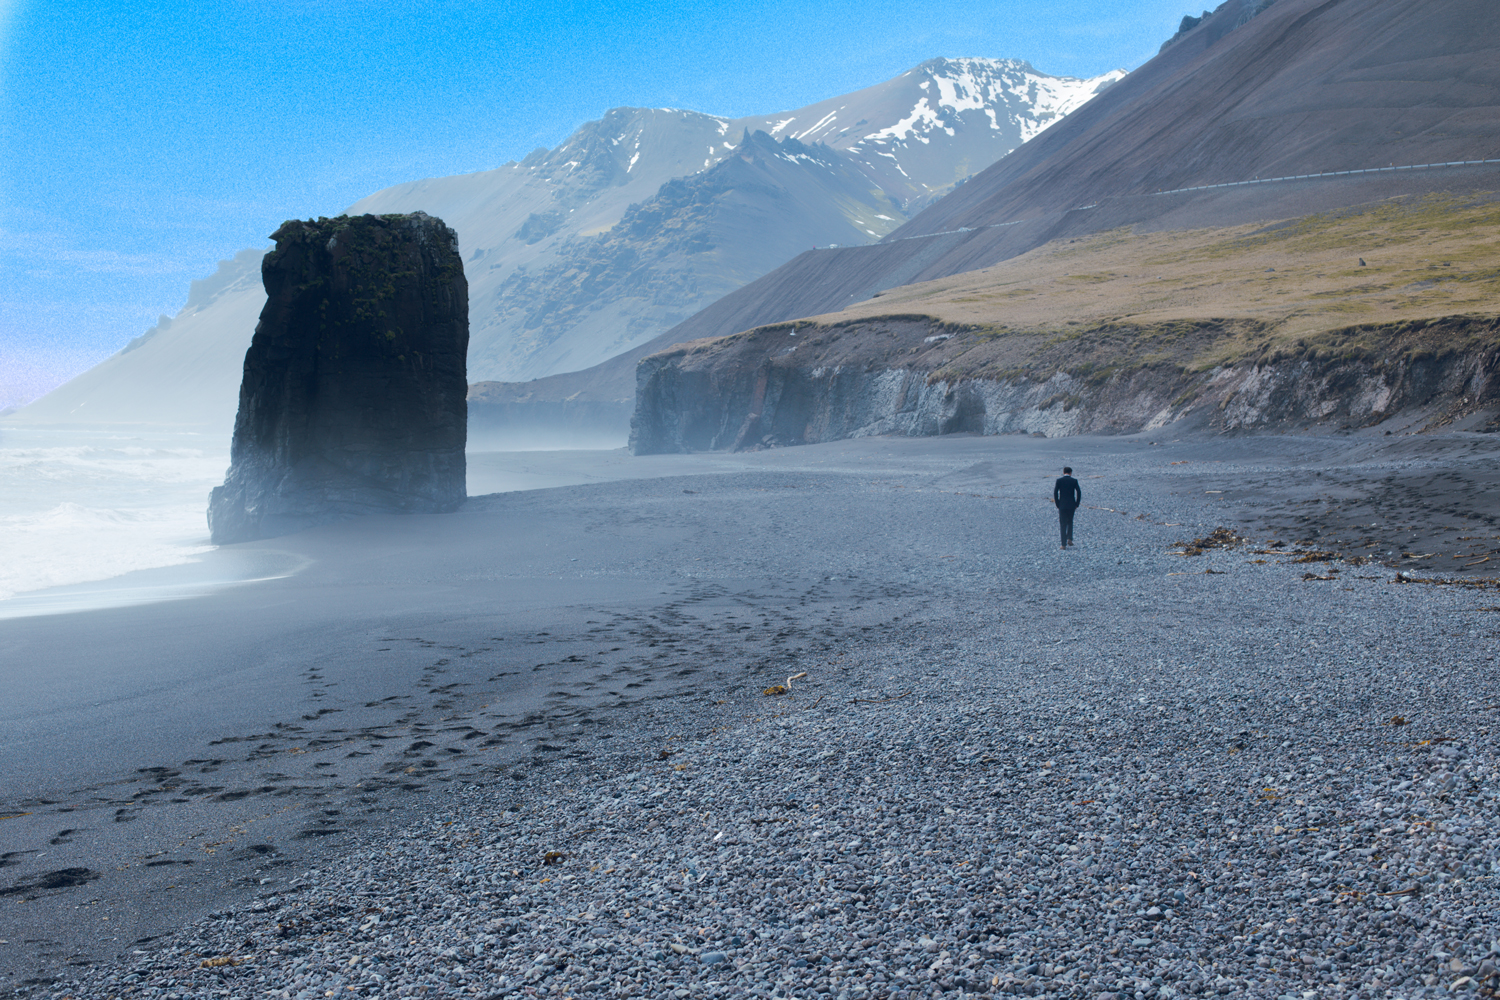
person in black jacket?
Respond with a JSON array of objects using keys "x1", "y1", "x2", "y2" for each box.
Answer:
[{"x1": 1053, "y1": 467, "x2": 1081, "y2": 548}]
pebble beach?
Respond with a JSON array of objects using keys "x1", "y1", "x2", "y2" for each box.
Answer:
[{"x1": 8, "y1": 433, "x2": 1499, "y2": 1000}]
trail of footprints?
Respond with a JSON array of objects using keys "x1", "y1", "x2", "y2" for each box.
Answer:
[{"x1": 0, "y1": 575, "x2": 907, "y2": 905}]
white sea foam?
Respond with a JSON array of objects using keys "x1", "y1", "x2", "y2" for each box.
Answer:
[{"x1": 0, "y1": 428, "x2": 226, "y2": 601}]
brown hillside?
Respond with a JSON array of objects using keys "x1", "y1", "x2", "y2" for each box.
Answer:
[{"x1": 629, "y1": 196, "x2": 1500, "y2": 453}]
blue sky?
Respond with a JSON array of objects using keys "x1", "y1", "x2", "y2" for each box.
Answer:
[{"x1": 0, "y1": 0, "x2": 1189, "y2": 408}]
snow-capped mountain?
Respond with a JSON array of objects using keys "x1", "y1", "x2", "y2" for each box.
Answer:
[
  {"x1": 361, "y1": 57, "x2": 1124, "y2": 383},
  {"x1": 734, "y1": 58, "x2": 1126, "y2": 209},
  {"x1": 13, "y1": 58, "x2": 1123, "y2": 429}
]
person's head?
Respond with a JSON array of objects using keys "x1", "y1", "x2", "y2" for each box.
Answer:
[{"x1": 1063, "y1": 466, "x2": 1072, "y2": 475}]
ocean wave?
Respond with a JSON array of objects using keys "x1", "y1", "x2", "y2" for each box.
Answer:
[
  {"x1": 0, "y1": 501, "x2": 213, "y2": 601},
  {"x1": 0, "y1": 443, "x2": 225, "y2": 485},
  {"x1": 0, "y1": 430, "x2": 225, "y2": 601}
]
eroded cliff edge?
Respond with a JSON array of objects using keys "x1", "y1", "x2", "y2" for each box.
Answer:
[
  {"x1": 209, "y1": 213, "x2": 468, "y2": 543},
  {"x1": 630, "y1": 315, "x2": 1500, "y2": 454}
]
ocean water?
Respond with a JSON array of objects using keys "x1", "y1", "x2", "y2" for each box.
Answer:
[
  {"x1": 0, "y1": 427, "x2": 228, "y2": 602},
  {"x1": 0, "y1": 428, "x2": 643, "y2": 611},
  {"x1": 0, "y1": 426, "x2": 698, "y2": 614}
]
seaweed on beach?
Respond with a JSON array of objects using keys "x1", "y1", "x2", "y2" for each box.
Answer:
[
  {"x1": 1173, "y1": 526, "x2": 1250, "y2": 556},
  {"x1": 1175, "y1": 528, "x2": 1380, "y2": 570}
]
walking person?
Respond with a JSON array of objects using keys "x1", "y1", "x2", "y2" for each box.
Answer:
[{"x1": 1054, "y1": 466, "x2": 1081, "y2": 548}]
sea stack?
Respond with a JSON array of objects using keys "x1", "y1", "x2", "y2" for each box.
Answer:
[{"x1": 208, "y1": 212, "x2": 468, "y2": 544}]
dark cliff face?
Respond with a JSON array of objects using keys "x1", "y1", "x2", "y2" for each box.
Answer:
[
  {"x1": 208, "y1": 213, "x2": 468, "y2": 544},
  {"x1": 629, "y1": 316, "x2": 1500, "y2": 454}
]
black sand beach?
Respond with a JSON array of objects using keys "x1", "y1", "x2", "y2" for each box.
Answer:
[{"x1": 2, "y1": 432, "x2": 1497, "y2": 997}]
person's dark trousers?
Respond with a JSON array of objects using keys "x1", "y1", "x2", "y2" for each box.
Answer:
[{"x1": 1059, "y1": 508, "x2": 1075, "y2": 546}]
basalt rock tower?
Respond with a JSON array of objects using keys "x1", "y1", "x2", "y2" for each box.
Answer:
[{"x1": 208, "y1": 213, "x2": 468, "y2": 544}]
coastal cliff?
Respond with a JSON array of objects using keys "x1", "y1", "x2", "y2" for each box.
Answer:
[
  {"x1": 630, "y1": 315, "x2": 1500, "y2": 453},
  {"x1": 631, "y1": 195, "x2": 1500, "y2": 453},
  {"x1": 208, "y1": 213, "x2": 468, "y2": 544}
]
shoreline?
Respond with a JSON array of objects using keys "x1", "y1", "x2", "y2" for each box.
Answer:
[
  {"x1": 0, "y1": 443, "x2": 814, "y2": 620},
  {"x1": 3, "y1": 432, "x2": 1497, "y2": 997},
  {"x1": 3, "y1": 429, "x2": 1495, "y2": 621}
]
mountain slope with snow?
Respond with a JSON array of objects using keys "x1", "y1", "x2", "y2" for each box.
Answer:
[
  {"x1": 734, "y1": 58, "x2": 1125, "y2": 210},
  {"x1": 478, "y1": 129, "x2": 908, "y2": 379},
  {"x1": 363, "y1": 57, "x2": 1123, "y2": 384},
  {"x1": 11, "y1": 58, "x2": 1123, "y2": 430}
]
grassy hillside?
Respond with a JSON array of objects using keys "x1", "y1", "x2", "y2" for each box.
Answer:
[{"x1": 819, "y1": 193, "x2": 1500, "y2": 377}]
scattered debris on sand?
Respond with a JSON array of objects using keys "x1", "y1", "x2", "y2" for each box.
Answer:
[{"x1": 1172, "y1": 526, "x2": 1249, "y2": 556}]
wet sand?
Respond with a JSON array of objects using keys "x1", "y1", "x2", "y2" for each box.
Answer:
[{"x1": 1, "y1": 429, "x2": 1496, "y2": 991}]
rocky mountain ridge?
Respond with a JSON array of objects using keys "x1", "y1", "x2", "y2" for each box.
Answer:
[
  {"x1": 10, "y1": 58, "x2": 1122, "y2": 432},
  {"x1": 612, "y1": 0, "x2": 1500, "y2": 372},
  {"x1": 477, "y1": 129, "x2": 910, "y2": 380},
  {"x1": 348, "y1": 56, "x2": 1126, "y2": 383},
  {"x1": 618, "y1": 0, "x2": 1500, "y2": 449}
]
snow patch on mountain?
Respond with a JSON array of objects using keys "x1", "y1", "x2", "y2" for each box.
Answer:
[
  {"x1": 857, "y1": 58, "x2": 1124, "y2": 147},
  {"x1": 1010, "y1": 66, "x2": 1127, "y2": 141}
]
